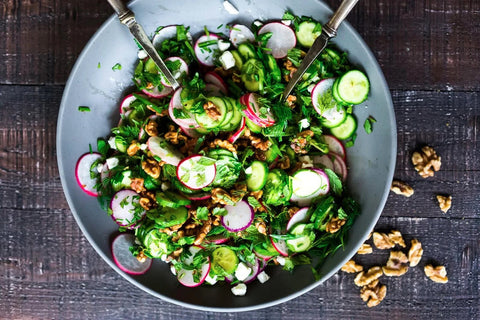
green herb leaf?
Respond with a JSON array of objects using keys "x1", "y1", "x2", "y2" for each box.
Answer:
[
  {"x1": 112, "y1": 63, "x2": 122, "y2": 71},
  {"x1": 78, "y1": 106, "x2": 91, "y2": 112},
  {"x1": 324, "y1": 168, "x2": 343, "y2": 196},
  {"x1": 363, "y1": 116, "x2": 377, "y2": 134},
  {"x1": 196, "y1": 206, "x2": 209, "y2": 220}
]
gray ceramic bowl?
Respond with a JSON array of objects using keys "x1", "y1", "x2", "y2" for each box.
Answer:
[{"x1": 57, "y1": 0, "x2": 396, "y2": 312}]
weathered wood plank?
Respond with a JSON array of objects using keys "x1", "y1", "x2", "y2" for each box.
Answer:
[
  {"x1": 0, "y1": 215, "x2": 477, "y2": 319},
  {"x1": 1, "y1": 0, "x2": 480, "y2": 89}
]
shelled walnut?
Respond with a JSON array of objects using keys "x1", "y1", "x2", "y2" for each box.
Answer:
[
  {"x1": 372, "y1": 232, "x2": 395, "y2": 249},
  {"x1": 325, "y1": 217, "x2": 346, "y2": 233},
  {"x1": 436, "y1": 195, "x2": 452, "y2": 213},
  {"x1": 357, "y1": 244, "x2": 373, "y2": 255},
  {"x1": 341, "y1": 260, "x2": 363, "y2": 273},
  {"x1": 354, "y1": 266, "x2": 383, "y2": 287},
  {"x1": 390, "y1": 180, "x2": 414, "y2": 197},
  {"x1": 382, "y1": 251, "x2": 409, "y2": 277},
  {"x1": 360, "y1": 279, "x2": 387, "y2": 308},
  {"x1": 408, "y1": 239, "x2": 423, "y2": 267},
  {"x1": 411, "y1": 146, "x2": 441, "y2": 178},
  {"x1": 424, "y1": 264, "x2": 448, "y2": 283}
]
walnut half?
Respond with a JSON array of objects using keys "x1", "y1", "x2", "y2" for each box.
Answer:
[
  {"x1": 360, "y1": 279, "x2": 387, "y2": 308},
  {"x1": 354, "y1": 266, "x2": 383, "y2": 287},
  {"x1": 436, "y1": 195, "x2": 452, "y2": 213},
  {"x1": 411, "y1": 146, "x2": 441, "y2": 178},
  {"x1": 382, "y1": 251, "x2": 409, "y2": 277},
  {"x1": 424, "y1": 264, "x2": 448, "y2": 283},
  {"x1": 341, "y1": 260, "x2": 363, "y2": 273},
  {"x1": 408, "y1": 239, "x2": 423, "y2": 267},
  {"x1": 390, "y1": 180, "x2": 414, "y2": 197}
]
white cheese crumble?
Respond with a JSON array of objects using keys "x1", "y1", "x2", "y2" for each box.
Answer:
[
  {"x1": 253, "y1": 20, "x2": 263, "y2": 28},
  {"x1": 218, "y1": 39, "x2": 231, "y2": 51},
  {"x1": 231, "y1": 283, "x2": 247, "y2": 296},
  {"x1": 219, "y1": 51, "x2": 236, "y2": 70},
  {"x1": 205, "y1": 274, "x2": 218, "y2": 285},
  {"x1": 235, "y1": 262, "x2": 252, "y2": 281},
  {"x1": 299, "y1": 118, "x2": 310, "y2": 129},
  {"x1": 137, "y1": 49, "x2": 148, "y2": 60},
  {"x1": 257, "y1": 271, "x2": 270, "y2": 283},
  {"x1": 276, "y1": 256, "x2": 286, "y2": 266},
  {"x1": 170, "y1": 265, "x2": 177, "y2": 275},
  {"x1": 106, "y1": 157, "x2": 119, "y2": 169},
  {"x1": 140, "y1": 143, "x2": 148, "y2": 151},
  {"x1": 223, "y1": 0, "x2": 239, "y2": 15},
  {"x1": 108, "y1": 136, "x2": 117, "y2": 150}
]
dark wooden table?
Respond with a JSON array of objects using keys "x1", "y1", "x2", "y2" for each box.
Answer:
[{"x1": 1, "y1": 0, "x2": 479, "y2": 319}]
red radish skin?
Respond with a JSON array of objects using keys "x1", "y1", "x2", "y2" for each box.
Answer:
[
  {"x1": 169, "y1": 88, "x2": 198, "y2": 128},
  {"x1": 244, "y1": 258, "x2": 261, "y2": 283},
  {"x1": 286, "y1": 207, "x2": 310, "y2": 231},
  {"x1": 194, "y1": 34, "x2": 221, "y2": 67},
  {"x1": 311, "y1": 78, "x2": 336, "y2": 116},
  {"x1": 228, "y1": 117, "x2": 246, "y2": 143},
  {"x1": 221, "y1": 200, "x2": 254, "y2": 232},
  {"x1": 119, "y1": 93, "x2": 137, "y2": 114},
  {"x1": 291, "y1": 168, "x2": 330, "y2": 206},
  {"x1": 75, "y1": 152, "x2": 102, "y2": 197},
  {"x1": 179, "y1": 125, "x2": 201, "y2": 138},
  {"x1": 240, "y1": 93, "x2": 275, "y2": 127},
  {"x1": 324, "y1": 135, "x2": 346, "y2": 159},
  {"x1": 258, "y1": 22, "x2": 296, "y2": 58},
  {"x1": 229, "y1": 24, "x2": 255, "y2": 47},
  {"x1": 110, "y1": 190, "x2": 146, "y2": 229},
  {"x1": 205, "y1": 234, "x2": 229, "y2": 245},
  {"x1": 253, "y1": 250, "x2": 273, "y2": 262},
  {"x1": 177, "y1": 246, "x2": 211, "y2": 287},
  {"x1": 142, "y1": 84, "x2": 173, "y2": 99},
  {"x1": 111, "y1": 233, "x2": 152, "y2": 275},
  {"x1": 204, "y1": 71, "x2": 228, "y2": 94},
  {"x1": 270, "y1": 237, "x2": 289, "y2": 257},
  {"x1": 176, "y1": 155, "x2": 216, "y2": 190},
  {"x1": 331, "y1": 152, "x2": 348, "y2": 181}
]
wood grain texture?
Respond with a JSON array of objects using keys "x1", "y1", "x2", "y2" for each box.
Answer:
[{"x1": 1, "y1": 0, "x2": 479, "y2": 318}]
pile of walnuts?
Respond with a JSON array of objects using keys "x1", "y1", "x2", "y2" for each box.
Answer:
[{"x1": 341, "y1": 230, "x2": 448, "y2": 308}]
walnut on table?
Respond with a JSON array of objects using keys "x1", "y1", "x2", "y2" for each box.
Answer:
[
  {"x1": 390, "y1": 180, "x2": 414, "y2": 197},
  {"x1": 341, "y1": 260, "x2": 363, "y2": 273},
  {"x1": 382, "y1": 251, "x2": 409, "y2": 277},
  {"x1": 411, "y1": 146, "x2": 441, "y2": 178},
  {"x1": 436, "y1": 195, "x2": 452, "y2": 213},
  {"x1": 357, "y1": 243, "x2": 373, "y2": 255},
  {"x1": 354, "y1": 266, "x2": 383, "y2": 287},
  {"x1": 424, "y1": 264, "x2": 448, "y2": 283},
  {"x1": 360, "y1": 279, "x2": 387, "y2": 308},
  {"x1": 372, "y1": 232, "x2": 395, "y2": 249},
  {"x1": 408, "y1": 239, "x2": 423, "y2": 267},
  {"x1": 388, "y1": 230, "x2": 406, "y2": 248}
]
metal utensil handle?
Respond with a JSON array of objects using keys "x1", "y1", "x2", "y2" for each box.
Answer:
[
  {"x1": 323, "y1": 0, "x2": 359, "y2": 37},
  {"x1": 107, "y1": 0, "x2": 129, "y2": 16}
]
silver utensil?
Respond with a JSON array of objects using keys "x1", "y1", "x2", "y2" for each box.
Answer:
[
  {"x1": 282, "y1": 0, "x2": 359, "y2": 99},
  {"x1": 107, "y1": 0, "x2": 180, "y2": 90}
]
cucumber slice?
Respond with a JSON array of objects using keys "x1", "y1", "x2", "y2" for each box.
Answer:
[
  {"x1": 286, "y1": 235, "x2": 312, "y2": 252},
  {"x1": 332, "y1": 77, "x2": 347, "y2": 105},
  {"x1": 152, "y1": 206, "x2": 189, "y2": 229},
  {"x1": 296, "y1": 21, "x2": 322, "y2": 47},
  {"x1": 246, "y1": 161, "x2": 269, "y2": 191},
  {"x1": 241, "y1": 59, "x2": 265, "y2": 92},
  {"x1": 143, "y1": 229, "x2": 171, "y2": 258},
  {"x1": 231, "y1": 50, "x2": 244, "y2": 69},
  {"x1": 211, "y1": 247, "x2": 239, "y2": 275},
  {"x1": 194, "y1": 97, "x2": 228, "y2": 129},
  {"x1": 330, "y1": 114, "x2": 357, "y2": 140},
  {"x1": 155, "y1": 190, "x2": 191, "y2": 208},
  {"x1": 337, "y1": 70, "x2": 370, "y2": 104},
  {"x1": 265, "y1": 54, "x2": 282, "y2": 82},
  {"x1": 111, "y1": 170, "x2": 132, "y2": 191},
  {"x1": 237, "y1": 43, "x2": 257, "y2": 60},
  {"x1": 245, "y1": 117, "x2": 262, "y2": 133}
]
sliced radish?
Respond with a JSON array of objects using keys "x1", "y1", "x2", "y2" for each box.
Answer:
[
  {"x1": 169, "y1": 88, "x2": 198, "y2": 128},
  {"x1": 311, "y1": 78, "x2": 335, "y2": 114},
  {"x1": 240, "y1": 93, "x2": 275, "y2": 127},
  {"x1": 177, "y1": 246, "x2": 211, "y2": 287},
  {"x1": 290, "y1": 168, "x2": 330, "y2": 206},
  {"x1": 286, "y1": 207, "x2": 310, "y2": 231},
  {"x1": 147, "y1": 136, "x2": 183, "y2": 166},
  {"x1": 120, "y1": 93, "x2": 137, "y2": 114},
  {"x1": 75, "y1": 152, "x2": 102, "y2": 197},
  {"x1": 244, "y1": 258, "x2": 261, "y2": 283},
  {"x1": 160, "y1": 56, "x2": 189, "y2": 87},
  {"x1": 312, "y1": 154, "x2": 335, "y2": 171},
  {"x1": 229, "y1": 24, "x2": 255, "y2": 47},
  {"x1": 179, "y1": 125, "x2": 201, "y2": 138},
  {"x1": 194, "y1": 34, "x2": 221, "y2": 67},
  {"x1": 176, "y1": 155, "x2": 216, "y2": 190},
  {"x1": 204, "y1": 71, "x2": 228, "y2": 94},
  {"x1": 258, "y1": 22, "x2": 296, "y2": 59},
  {"x1": 204, "y1": 83, "x2": 225, "y2": 97},
  {"x1": 141, "y1": 84, "x2": 173, "y2": 99},
  {"x1": 270, "y1": 237, "x2": 289, "y2": 257},
  {"x1": 254, "y1": 250, "x2": 273, "y2": 261},
  {"x1": 152, "y1": 25, "x2": 179, "y2": 48},
  {"x1": 222, "y1": 200, "x2": 254, "y2": 232},
  {"x1": 205, "y1": 234, "x2": 229, "y2": 245},
  {"x1": 111, "y1": 233, "x2": 152, "y2": 275},
  {"x1": 331, "y1": 152, "x2": 348, "y2": 182},
  {"x1": 324, "y1": 135, "x2": 346, "y2": 159},
  {"x1": 110, "y1": 190, "x2": 146, "y2": 229},
  {"x1": 228, "y1": 117, "x2": 246, "y2": 143}
]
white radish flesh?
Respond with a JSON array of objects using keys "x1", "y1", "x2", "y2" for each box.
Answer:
[
  {"x1": 229, "y1": 24, "x2": 255, "y2": 47},
  {"x1": 258, "y1": 22, "x2": 296, "y2": 59},
  {"x1": 160, "y1": 56, "x2": 189, "y2": 87},
  {"x1": 177, "y1": 246, "x2": 211, "y2": 287},
  {"x1": 311, "y1": 78, "x2": 336, "y2": 116},
  {"x1": 228, "y1": 117, "x2": 246, "y2": 144},
  {"x1": 312, "y1": 154, "x2": 335, "y2": 171},
  {"x1": 194, "y1": 34, "x2": 221, "y2": 67},
  {"x1": 324, "y1": 135, "x2": 346, "y2": 159},
  {"x1": 147, "y1": 136, "x2": 183, "y2": 166},
  {"x1": 331, "y1": 153, "x2": 348, "y2": 181},
  {"x1": 270, "y1": 237, "x2": 289, "y2": 257},
  {"x1": 152, "y1": 25, "x2": 179, "y2": 49},
  {"x1": 204, "y1": 71, "x2": 228, "y2": 94},
  {"x1": 75, "y1": 152, "x2": 102, "y2": 197},
  {"x1": 119, "y1": 93, "x2": 137, "y2": 114},
  {"x1": 176, "y1": 155, "x2": 216, "y2": 190},
  {"x1": 286, "y1": 207, "x2": 310, "y2": 231},
  {"x1": 111, "y1": 233, "x2": 152, "y2": 275},
  {"x1": 110, "y1": 190, "x2": 146, "y2": 229},
  {"x1": 222, "y1": 200, "x2": 254, "y2": 232},
  {"x1": 169, "y1": 88, "x2": 198, "y2": 128}
]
